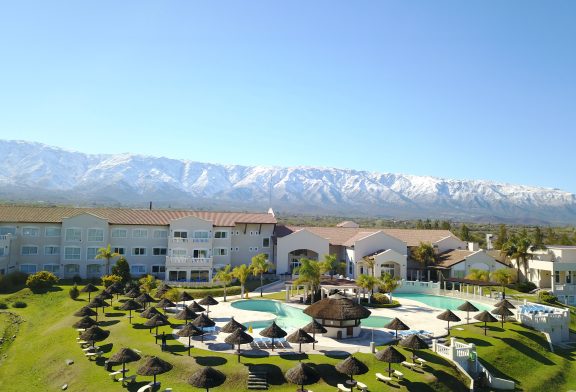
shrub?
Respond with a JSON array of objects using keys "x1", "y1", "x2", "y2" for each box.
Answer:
[
  {"x1": 139, "y1": 274, "x2": 159, "y2": 293},
  {"x1": 515, "y1": 281, "x2": 537, "y2": 293},
  {"x1": 111, "y1": 257, "x2": 131, "y2": 283},
  {"x1": 372, "y1": 293, "x2": 391, "y2": 304},
  {"x1": 163, "y1": 288, "x2": 180, "y2": 302},
  {"x1": 0, "y1": 303, "x2": 7, "y2": 309},
  {"x1": 72, "y1": 275, "x2": 82, "y2": 284},
  {"x1": 0, "y1": 271, "x2": 29, "y2": 293},
  {"x1": 69, "y1": 284, "x2": 80, "y2": 300},
  {"x1": 12, "y1": 301, "x2": 27, "y2": 308},
  {"x1": 538, "y1": 291, "x2": 558, "y2": 304},
  {"x1": 101, "y1": 274, "x2": 122, "y2": 288},
  {"x1": 26, "y1": 271, "x2": 59, "y2": 293}
]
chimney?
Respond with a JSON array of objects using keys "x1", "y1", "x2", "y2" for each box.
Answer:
[
  {"x1": 468, "y1": 242, "x2": 479, "y2": 251},
  {"x1": 149, "y1": 202, "x2": 152, "y2": 211}
]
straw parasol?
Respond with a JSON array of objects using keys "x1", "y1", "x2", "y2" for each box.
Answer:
[
  {"x1": 188, "y1": 366, "x2": 226, "y2": 392},
  {"x1": 109, "y1": 348, "x2": 141, "y2": 378},
  {"x1": 375, "y1": 345, "x2": 406, "y2": 375},
  {"x1": 81, "y1": 283, "x2": 99, "y2": 302},
  {"x1": 383, "y1": 317, "x2": 410, "y2": 342},
  {"x1": 494, "y1": 299, "x2": 516, "y2": 309},
  {"x1": 73, "y1": 316, "x2": 97, "y2": 329},
  {"x1": 74, "y1": 306, "x2": 98, "y2": 321},
  {"x1": 144, "y1": 314, "x2": 170, "y2": 340},
  {"x1": 175, "y1": 307, "x2": 198, "y2": 324},
  {"x1": 179, "y1": 291, "x2": 194, "y2": 307},
  {"x1": 302, "y1": 320, "x2": 326, "y2": 350},
  {"x1": 157, "y1": 298, "x2": 176, "y2": 314},
  {"x1": 106, "y1": 282, "x2": 124, "y2": 300},
  {"x1": 137, "y1": 356, "x2": 173, "y2": 386},
  {"x1": 155, "y1": 284, "x2": 171, "y2": 299},
  {"x1": 188, "y1": 301, "x2": 206, "y2": 313},
  {"x1": 436, "y1": 309, "x2": 461, "y2": 335},
  {"x1": 491, "y1": 305, "x2": 514, "y2": 328},
  {"x1": 141, "y1": 306, "x2": 163, "y2": 319},
  {"x1": 80, "y1": 325, "x2": 110, "y2": 347},
  {"x1": 96, "y1": 290, "x2": 114, "y2": 307},
  {"x1": 120, "y1": 299, "x2": 142, "y2": 324},
  {"x1": 474, "y1": 310, "x2": 498, "y2": 335},
  {"x1": 221, "y1": 317, "x2": 247, "y2": 333},
  {"x1": 198, "y1": 296, "x2": 219, "y2": 314},
  {"x1": 192, "y1": 314, "x2": 215, "y2": 342},
  {"x1": 176, "y1": 323, "x2": 204, "y2": 356},
  {"x1": 335, "y1": 355, "x2": 368, "y2": 383},
  {"x1": 399, "y1": 334, "x2": 429, "y2": 363},
  {"x1": 286, "y1": 329, "x2": 315, "y2": 353},
  {"x1": 88, "y1": 297, "x2": 110, "y2": 315},
  {"x1": 457, "y1": 301, "x2": 479, "y2": 324},
  {"x1": 224, "y1": 328, "x2": 254, "y2": 362},
  {"x1": 125, "y1": 287, "x2": 141, "y2": 299},
  {"x1": 136, "y1": 293, "x2": 155, "y2": 309},
  {"x1": 285, "y1": 362, "x2": 320, "y2": 392},
  {"x1": 259, "y1": 321, "x2": 287, "y2": 351}
]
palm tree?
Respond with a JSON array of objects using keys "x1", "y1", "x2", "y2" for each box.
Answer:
[
  {"x1": 465, "y1": 269, "x2": 490, "y2": 282},
  {"x1": 380, "y1": 272, "x2": 400, "y2": 303},
  {"x1": 294, "y1": 258, "x2": 321, "y2": 303},
  {"x1": 320, "y1": 254, "x2": 340, "y2": 279},
  {"x1": 356, "y1": 274, "x2": 378, "y2": 303},
  {"x1": 491, "y1": 268, "x2": 515, "y2": 299},
  {"x1": 362, "y1": 256, "x2": 376, "y2": 277},
  {"x1": 412, "y1": 242, "x2": 436, "y2": 280},
  {"x1": 232, "y1": 264, "x2": 250, "y2": 299},
  {"x1": 95, "y1": 244, "x2": 120, "y2": 276},
  {"x1": 214, "y1": 265, "x2": 234, "y2": 302},
  {"x1": 501, "y1": 234, "x2": 540, "y2": 282},
  {"x1": 250, "y1": 253, "x2": 273, "y2": 297}
]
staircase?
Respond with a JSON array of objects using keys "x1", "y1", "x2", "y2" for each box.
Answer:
[{"x1": 247, "y1": 370, "x2": 268, "y2": 390}]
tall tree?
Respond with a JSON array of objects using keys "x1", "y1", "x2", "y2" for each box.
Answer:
[
  {"x1": 294, "y1": 258, "x2": 321, "y2": 303},
  {"x1": 501, "y1": 234, "x2": 533, "y2": 282},
  {"x1": 532, "y1": 226, "x2": 544, "y2": 247},
  {"x1": 459, "y1": 224, "x2": 472, "y2": 242},
  {"x1": 412, "y1": 242, "x2": 436, "y2": 268},
  {"x1": 214, "y1": 265, "x2": 234, "y2": 302},
  {"x1": 494, "y1": 224, "x2": 508, "y2": 250},
  {"x1": 319, "y1": 254, "x2": 340, "y2": 279},
  {"x1": 95, "y1": 244, "x2": 120, "y2": 275},
  {"x1": 465, "y1": 269, "x2": 490, "y2": 282},
  {"x1": 356, "y1": 274, "x2": 378, "y2": 303},
  {"x1": 250, "y1": 253, "x2": 273, "y2": 297},
  {"x1": 440, "y1": 221, "x2": 451, "y2": 230},
  {"x1": 491, "y1": 268, "x2": 515, "y2": 299},
  {"x1": 232, "y1": 264, "x2": 250, "y2": 299},
  {"x1": 111, "y1": 256, "x2": 131, "y2": 284}
]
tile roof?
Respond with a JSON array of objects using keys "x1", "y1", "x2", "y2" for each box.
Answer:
[
  {"x1": 0, "y1": 205, "x2": 276, "y2": 227},
  {"x1": 435, "y1": 249, "x2": 475, "y2": 268}
]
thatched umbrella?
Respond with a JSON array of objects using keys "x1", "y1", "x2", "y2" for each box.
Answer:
[
  {"x1": 80, "y1": 325, "x2": 110, "y2": 347},
  {"x1": 73, "y1": 316, "x2": 97, "y2": 329},
  {"x1": 136, "y1": 293, "x2": 155, "y2": 309},
  {"x1": 125, "y1": 287, "x2": 141, "y2": 299},
  {"x1": 176, "y1": 323, "x2": 204, "y2": 356},
  {"x1": 383, "y1": 317, "x2": 410, "y2": 342},
  {"x1": 88, "y1": 297, "x2": 110, "y2": 316},
  {"x1": 137, "y1": 356, "x2": 173, "y2": 386},
  {"x1": 120, "y1": 299, "x2": 142, "y2": 324},
  {"x1": 106, "y1": 282, "x2": 124, "y2": 300},
  {"x1": 198, "y1": 296, "x2": 219, "y2": 314},
  {"x1": 224, "y1": 328, "x2": 254, "y2": 362},
  {"x1": 457, "y1": 301, "x2": 479, "y2": 324},
  {"x1": 436, "y1": 309, "x2": 461, "y2": 335},
  {"x1": 285, "y1": 362, "x2": 320, "y2": 392},
  {"x1": 192, "y1": 314, "x2": 215, "y2": 343},
  {"x1": 81, "y1": 283, "x2": 99, "y2": 302},
  {"x1": 494, "y1": 299, "x2": 516, "y2": 309},
  {"x1": 491, "y1": 305, "x2": 514, "y2": 328},
  {"x1": 188, "y1": 366, "x2": 226, "y2": 392},
  {"x1": 335, "y1": 355, "x2": 368, "y2": 383},
  {"x1": 286, "y1": 329, "x2": 315, "y2": 353},
  {"x1": 157, "y1": 298, "x2": 176, "y2": 315},
  {"x1": 474, "y1": 310, "x2": 498, "y2": 335},
  {"x1": 74, "y1": 306, "x2": 98, "y2": 322},
  {"x1": 96, "y1": 290, "x2": 114, "y2": 307},
  {"x1": 188, "y1": 301, "x2": 206, "y2": 313},
  {"x1": 144, "y1": 314, "x2": 170, "y2": 341},
  {"x1": 259, "y1": 321, "x2": 287, "y2": 351},
  {"x1": 221, "y1": 317, "x2": 247, "y2": 333},
  {"x1": 109, "y1": 348, "x2": 141, "y2": 378},
  {"x1": 155, "y1": 284, "x2": 170, "y2": 299},
  {"x1": 302, "y1": 320, "x2": 326, "y2": 350},
  {"x1": 175, "y1": 307, "x2": 198, "y2": 324},
  {"x1": 375, "y1": 345, "x2": 406, "y2": 375},
  {"x1": 179, "y1": 291, "x2": 194, "y2": 307},
  {"x1": 399, "y1": 334, "x2": 429, "y2": 363},
  {"x1": 141, "y1": 306, "x2": 163, "y2": 319}
]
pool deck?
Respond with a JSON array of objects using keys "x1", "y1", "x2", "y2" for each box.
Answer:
[{"x1": 172, "y1": 291, "x2": 493, "y2": 355}]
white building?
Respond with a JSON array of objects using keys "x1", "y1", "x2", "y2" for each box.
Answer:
[{"x1": 432, "y1": 247, "x2": 508, "y2": 280}]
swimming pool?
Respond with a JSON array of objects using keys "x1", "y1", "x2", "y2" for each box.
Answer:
[
  {"x1": 393, "y1": 293, "x2": 492, "y2": 311},
  {"x1": 231, "y1": 300, "x2": 392, "y2": 329}
]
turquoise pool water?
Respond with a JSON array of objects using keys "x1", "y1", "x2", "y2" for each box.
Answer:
[
  {"x1": 393, "y1": 293, "x2": 491, "y2": 311},
  {"x1": 231, "y1": 300, "x2": 391, "y2": 329}
]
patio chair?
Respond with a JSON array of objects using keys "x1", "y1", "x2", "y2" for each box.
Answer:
[
  {"x1": 356, "y1": 381, "x2": 368, "y2": 391},
  {"x1": 415, "y1": 357, "x2": 427, "y2": 367},
  {"x1": 119, "y1": 374, "x2": 137, "y2": 385},
  {"x1": 337, "y1": 383, "x2": 353, "y2": 392},
  {"x1": 376, "y1": 373, "x2": 392, "y2": 384},
  {"x1": 393, "y1": 370, "x2": 404, "y2": 380},
  {"x1": 402, "y1": 361, "x2": 418, "y2": 369},
  {"x1": 109, "y1": 370, "x2": 123, "y2": 381},
  {"x1": 136, "y1": 384, "x2": 153, "y2": 392},
  {"x1": 85, "y1": 351, "x2": 103, "y2": 360}
]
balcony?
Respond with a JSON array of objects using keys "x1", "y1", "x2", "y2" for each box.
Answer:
[
  {"x1": 166, "y1": 256, "x2": 213, "y2": 267},
  {"x1": 169, "y1": 237, "x2": 211, "y2": 244},
  {"x1": 554, "y1": 284, "x2": 576, "y2": 295}
]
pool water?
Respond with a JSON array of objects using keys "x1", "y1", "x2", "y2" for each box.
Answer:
[
  {"x1": 393, "y1": 293, "x2": 491, "y2": 311},
  {"x1": 231, "y1": 299, "x2": 392, "y2": 330}
]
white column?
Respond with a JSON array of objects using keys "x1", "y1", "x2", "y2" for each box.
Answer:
[{"x1": 285, "y1": 285, "x2": 289, "y2": 301}]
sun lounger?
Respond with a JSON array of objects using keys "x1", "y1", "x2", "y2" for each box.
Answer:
[
  {"x1": 109, "y1": 370, "x2": 123, "y2": 381},
  {"x1": 82, "y1": 346, "x2": 99, "y2": 352},
  {"x1": 415, "y1": 357, "x2": 427, "y2": 367},
  {"x1": 85, "y1": 351, "x2": 103, "y2": 360},
  {"x1": 164, "y1": 388, "x2": 172, "y2": 392},
  {"x1": 393, "y1": 370, "x2": 404, "y2": 380},
  {"x1": 376, "y1": 372, "x2": 392, "y2": 384},
  {"x1": 136, "y1": 384, "x2": 153, "y2": 392},
  {"x1": 77, "y1": 340, "x2": 88, "y2": 345},
  {"x1": 119, "y1": 374, "x2": 137, "y2": 384},
  {"x1": 337, "y1": 383, "x2": 353, "y2": 392},
  {"x1": 402, "y1": 361, "x2": 418, "y2": 369},
  {"x1": 356, "y1": 381, "x2": 368, "y2": 391}
]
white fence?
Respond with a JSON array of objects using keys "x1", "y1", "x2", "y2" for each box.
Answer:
[{"x1": 395, "y1": 280, "x2": 441, "y2": 294}]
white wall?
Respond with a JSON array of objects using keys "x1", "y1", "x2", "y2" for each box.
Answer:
[{"x1": 276, "y1": 230, "x2": 330, "y2": 274}]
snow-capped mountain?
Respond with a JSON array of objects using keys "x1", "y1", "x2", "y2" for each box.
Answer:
[{"x1": 1, "y1": 140, "x2": 575, "y2": 224}]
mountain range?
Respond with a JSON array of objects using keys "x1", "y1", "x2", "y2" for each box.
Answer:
[{"x1": 1, "y1": 140, "x2": 575, "y2": 224}]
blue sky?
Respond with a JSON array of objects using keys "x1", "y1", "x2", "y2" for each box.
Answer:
[{"x1": 1, "y1": 1, "x2": 575, "y2": 192}]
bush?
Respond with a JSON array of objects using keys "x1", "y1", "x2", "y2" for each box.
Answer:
[
  {"x1": 0, "y1": 271, "x2": 29, "y2": 293},
  {"x1": 12, "y1": 301, "x2": 27, "y2": 308},
  {"x1": 163, "y1": 288, "x2": 180, "y2": 302},
  {"x1": 0, "y1": 303, "x2": 8, "y2": 309},
  {"x1": 111, "y1": 257, "x2": 131, "y2": 283},
  {"x1": 26, "y1": 271, "x2": 59, "y2": 293},
  {"x1": 372, "y1": 293, "x2": 391, "y2": 304},
  {"x1": 69, "y1": 284, "x2": 80, "y2": 300},
  {"x1": 539, "y1": 291, "x2": 558, "y2": 304},
  {"x1": 101, "y1": 274, "x2": 122, "y2": 288},
  {"x1": 139, "y1": 275, "x2": 159, "y2": 293},
  {"x1": 72, "y1": 275, "x2": 82, "y2": 284},
  {"x1": 515, "y1": 281, "x2": 537, "y2": 293}
]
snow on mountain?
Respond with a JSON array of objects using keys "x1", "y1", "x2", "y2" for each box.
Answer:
[{"x1": 0, "y1": 140, "x2": 575, "y2": 224}]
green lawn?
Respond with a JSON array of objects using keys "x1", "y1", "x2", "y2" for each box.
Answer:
[{"x1": 0, "y1": 285, "x2": 471, "y2": 392}]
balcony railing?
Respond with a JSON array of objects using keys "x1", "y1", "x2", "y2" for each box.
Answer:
[
  {"x1": 0, "y1": 235, "x2": 12, "y2": 241},
  {"x1": 554, "y1": 284, "x2": 576, "y2": 294},
  {"x1": 169, "y1": 237, "x2": 211, "y2": 244},
  {"x1": 166, "y1": 256, "x2": 212, "y2": 266}
]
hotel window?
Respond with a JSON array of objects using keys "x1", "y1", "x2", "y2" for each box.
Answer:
[
  {"x1": 64, "y1": 264, "x2": 80, "y2": 274},
  {"x1": 132, "y1": 247, "x2": 146, "y2": 256},
  {"x1": 171, "y1": 248, "x2": 186, "y2": 256},
  {"x1": 20, "y1": 264, "x2": 37, "y2": 274},
  {"x1": 193, "y1": 249, "x2": 208, "y2": 258},
  {"x1": 0, "y1": 227, "x2": 16, "y2": 235},
  {"x1": 262, "y1": 237, "x2": 270, "y2": 248},
  {"x1": 555, "y1": 271, "x2": 560, "y2": 284},
  {"x1": 87, "y1": 228, "x2": 104, "y2": 242},
  {"x1": 153, "y1": 230, "x2": 168, "y2": 239},
  {"x1": 22, "y1": 227, "x2": 40, "y2": 237},
  {"x1": 173, "y1": 231, "x2": 188, "y2": 238},
  {"x1": 87, "y1": 247, "x2": 99, "y2": 260},
  {"x1": 111, "y1": 229, "x2": 128, "y2": 238},
  {"x1": 21, "y1": 246, "x2": 38, "y2": 256},
  {"x1": 214, "y1": 231, "x2": 227, "y2": 239},
  {"x1": 152, "y1": 265, "x2": 166, "y2": 274},
  {"x1": 153, "y1": 247, "x2": 167, "y2": 256},
  {"x1": 193, "y1": 231, "x2": 209, "y2": 239},
  {"x1": 43, "y1": 264, "x2": 60, "y2": 274},
  {"x1": 86, "y1": 264, "x2": 101, "y2": 275},
  {"x1": 44, "y1": 246, "x2": 60, "y2": 256},
  {"x1": 113, "y1": 247, "x2": 125, "y2": 255},
  {"x1": 45, "y1": 227, "x2": 61, "y2": 237},
  {"x1": 214, "y1": 248, "x2": 227, "y2": 256},
  {"x1": 0, "y1": 249, "x2": 4, "y2": 257},
  {"x1": 65, "y1": 228, "x2": 82, "y2": 242},
  {"x1": 64, "y1": 247, "x2": 81, "y2": 260},
  {"x1": 130, "y1": 265, "x2": 146, "y2": 275},
  {"x1": 133, "y1": 229, "x2": 148, "y2": 239}
]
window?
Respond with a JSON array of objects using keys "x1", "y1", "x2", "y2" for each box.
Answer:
[
  {"x1": 153, "y1": 247, "x2": 167, "y2": 256},
  {"x1": 131, "y1": 265, "x2": 146, "y2": 275},
  {"x1": 214, "y1": 231, "x2": 227, "y2": 239},
  {"x1": 87, "y1": 228, "x2": 104, "y2": 242},
  {"x1": 113, "y1": 247, "x2": 125, "y2": 255},
  {"x1": 193, "y1": 249, "x2": 208, "y2": 258},
  {"x1": 86, "y1": 264, "x2": 101, "y2": 275},
  {"x1": 45, "y1": 227, "x2": 61, "y2": 237},
  {"x1": 133, "y1": 229, "x2": 148, "y2": 238},
  {"x1": 262, "y1": 237, "x2": 270, "y2": 248},
  {"x1": 193, "y1": 231, "x2": 209, "y2": 239},
  {"x1": 111, "y1": 229, "x2": 128, "y2": 238},
  {"x1": 43, "y1": 264, "x2": 60, "y2": 273},
  {"x1": 132, "y1": 247, "x2": 146, "y2": 256},
  {"x1": 153, "y1": 230, "x2": 168, "y2": 239},
  {"x1": 171, "y1": 248, "x2": 186, "y2": 256},
  {"x1": 21, "y1": 246, "x2": 38, "y2": 255},
  {"x1": 65, "y1": 228, "x2": 81, "y2": 242},
  {"x1": 173, "y1": 231, "x2": 188, "y2": 239},
  {"x1": 87, "y1": 247, "x2": 99, "y2": 260},
  {"x1": 214, "y1": 248, "x2": 227, "y2": 256},
  {"x1": 64, "y1": 264, "x2": 80, "y2": 274},
  {"x1": 152, "y1": 265, "x2": 166, "y2": 273},
  {"x1": 555, "y1": 271, "x2": 561, "y2": 284},
  {"x1": 0, "y1": 227, "x2": 16, "y2": 235},
  {"x1": 22, "y1": 227, "x2": 40, "y2": 237},
  {"x1": 0, "y1": 248, "x2": 4, "y2": 257},
  {"x1": 20, "y1": 264, "x2": 37, "y2": 274},
  {"x1": 64, "y1": 247, "x2": 81, "y2": 260},
  {"x1": 44, "y1": 246, "x2": 60, "y2": 255}
]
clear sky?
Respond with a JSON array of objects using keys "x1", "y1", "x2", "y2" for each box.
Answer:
[{"x1": 0, "y1": 1, "x2": 575, "y2": 192}]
